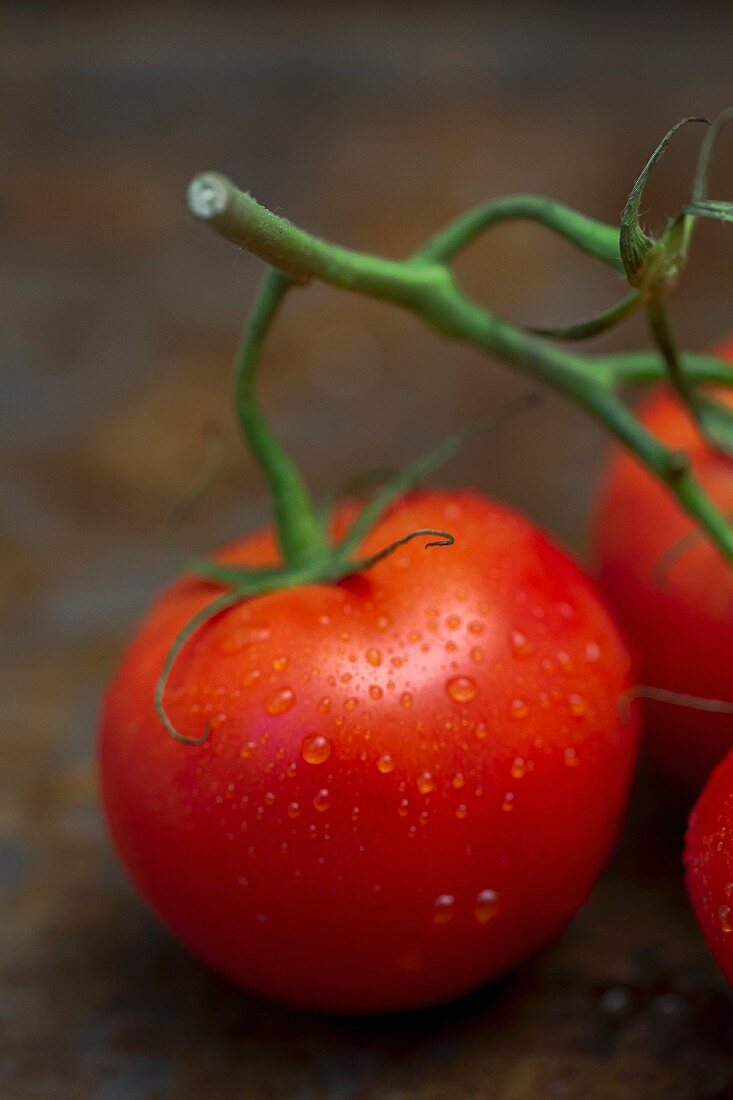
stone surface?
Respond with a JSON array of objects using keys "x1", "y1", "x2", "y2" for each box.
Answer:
[{"x1": 2, "y1": 3, "x2": 733, "y2": 1096}]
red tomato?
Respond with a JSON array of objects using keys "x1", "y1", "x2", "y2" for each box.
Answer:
[
  {"x1": 592, "y1": 358, "x2": 733, "y2": 795},
  {"x1": 685, "y1": 748, "x2": 733, "y2": 986},
  {"x1": 100, "y1": 490, "x2": 637, "y2": 1013}
]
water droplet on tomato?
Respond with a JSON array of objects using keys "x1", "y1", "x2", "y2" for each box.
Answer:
[
  {"x1": 287, "y1": 802, "x2": 300, "y2": 819},
  {"x1": 511, "y1": 756, "x2": 526, "y2": 779},
  {"x1": 344, "y1": 697, "x2": 358, "y2": 711},
  {"x1": 432, "y1": 894, "x2": 455, "y2": 924},
  {"x1": 301, "y1": 733, "x2": 331, "y2": 764},
  {"x1": 447, "y1": 676, "x2": 476, "y2": 703},
  {"x1": 377, "y1": 754, "x2": 395, "y2": 774},
  {"x1": 366, "y1": 647, "x2": 382, "y2": 667},
  {"x1": 263, "y1": 791, "x2": 276, "y2": 806},
  {"x1": 400, "y1": 692, "x2": 413, "y2": 708},
  {"x1": 272, "y1": 656, "x2": 288, "y2": 671},
  {"x1": 417, "y1": 771, "x2": 435, "y2": 794},
  {"x1": 471, "y1": 647, "x2": 484, "y2": 664},
  {"x1": 475, "y1": 722, "x2": 488, "y2": 740},
  {"x1": 719, "y1": 905, "x2": 732, "y2": 933},
  {"x1": 455, "y1": 803, "x2": 468, "y2": 819},
  {"x1": 568, "y1": 693, "x2": 587, "y2": 718},
  {"x1": 510, "y1": 698, "x2": 529, "y2": 719},
  {"x1": 475, "y1": 888, "x2": 499, "y2": 923},
  {"x1": 446, "y1": 614, "x2": 461, "y2": 630},
  {"x1": 510, "y1": 629, "x2": 533, "y2": 658},
  {"x1": 398, "y1": 798, "x2": 409, "y2": 817},
  {"x1": 502, "y1": 792, "x2": 515, "y2": 812},
  {"x1": 585, "y1": 640, "x2": 601, "y2": 662},
  {"x1": 243, "y1": 668, "x2": 261, "y2": 687},
  {"x1": 265, "y1": 688, "x2": 295, "y2": 715},
  {"x1": 468, "y1": 620, "x2": 485, "y2": 635},
  {"x1": 369, "y1": 684, "x2": 383, "y2": 701},
  {"x1": 313, "y1": 789, "x2": 330, "y2": 812},
  {"x1": 452, "y1": 772, "x2": 465, "y2": 789},
  {"x1": 564, "y1": 747, "x2": 579, "y2": 767}
]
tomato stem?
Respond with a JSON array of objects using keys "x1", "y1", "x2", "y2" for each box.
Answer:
[
  {"x1": 232, "y1": 268, "x2": 327, "y2": 569},
  {"x1": 188, "y1": 121, "x2": 733, "y2": 564}
]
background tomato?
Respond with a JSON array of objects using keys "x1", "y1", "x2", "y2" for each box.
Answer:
[
  {"x1": 685, "y1": 747, "x2": 733, "y2": 987},
  {"x1": 100, "y1": 489, "x2": 637, "y2": 1013},
  {"x1": 591, "y1": 357, "x2": 733, "y2": 796}
]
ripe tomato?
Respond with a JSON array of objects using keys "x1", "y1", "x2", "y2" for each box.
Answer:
[
  {"x1": 685, "y1": 748, "x2": 733, "y2": 986},
  {"x1": 592, "y1": 358, "x2": 733, "y2": 795},
  {"x1": 100, "y1": 489, "x2": 637, "y2": 1013}
]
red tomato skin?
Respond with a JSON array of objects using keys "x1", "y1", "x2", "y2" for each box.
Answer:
[
  {"x1": 685, "y1": 748, "x2": 733, "y2": 986},
  {"x1": 592, "y1": 363, "x2": 733, "y2": 795},
  {"x1": 99, "y1": 490, "x2": 637, "y2": 1013}
]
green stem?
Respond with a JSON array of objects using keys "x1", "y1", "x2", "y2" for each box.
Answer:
[
  {"x1": 233, "y1": 268, "x2": 326, "y2": 567},
  {"x1": 189, "y1": 174, "x2": 733, "y2": 564},
  {"x1": 414, "y1": 194, "x2": 624, "y2": 271}
]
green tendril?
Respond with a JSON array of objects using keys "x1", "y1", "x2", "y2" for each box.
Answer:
[{"x1": 155, "y1": 590, "x2": 246, "y2": 745}]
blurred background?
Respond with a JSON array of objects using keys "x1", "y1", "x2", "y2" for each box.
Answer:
[{"x1": 3, "y1": 2, "x2": 733, "y2": 1096}]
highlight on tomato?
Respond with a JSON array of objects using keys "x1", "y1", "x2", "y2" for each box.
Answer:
[
  {"x1": 685, "y1": 747, "x2": 733, "y2": 987},
  {"x1": 592, "y1": 349, "x2": 733, "y2": 796}
]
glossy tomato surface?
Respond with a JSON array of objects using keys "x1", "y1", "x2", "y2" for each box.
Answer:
[
  {"x1": 100, "y1": 490, "x2": 637, "y2": 1013},
  {"x1": 592, "y1": 358, "x2": 733, "y2": 795},
  {"x1": 685, "y1": 748, "x2": 733, "y2": 987}
]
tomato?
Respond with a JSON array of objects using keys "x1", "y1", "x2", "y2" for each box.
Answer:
[
  {"x1": 100, "y1": 489, "x2": 637, "y2": 1013},
  {"x1": 592, "y1": 357, "x2": 733, "y2": 795},
  {"x1": 685, "y1": 747, "x2": 733, "y2": 986}
]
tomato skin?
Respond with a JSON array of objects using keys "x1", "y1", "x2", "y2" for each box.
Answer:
[
  {"x1": 592, "y1": 363, "x2": 733, "y2": 795},
  {"x1": 100, "y1": 490, "x2": 637, "y2": 1013},
  {"x1": 685, "y1": 749, "x2": 733, "y2": 986}
]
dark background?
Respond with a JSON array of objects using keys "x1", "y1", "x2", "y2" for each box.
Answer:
[{"x1": 3, "y1": 3, "x2": 733, "y2": 1097}]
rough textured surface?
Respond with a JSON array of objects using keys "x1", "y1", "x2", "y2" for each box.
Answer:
[{"x1": 2, "y1": 2, "x2": 733, "y2": 1096}]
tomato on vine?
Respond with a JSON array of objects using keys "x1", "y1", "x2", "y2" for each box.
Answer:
[
  {"x1": 685, "y1": 747, "x2": 733, "y2": 987},
  {"x1": 101, "y1": 487, "x2": 637, "y2": 1012},
  {"x1": 592, "y1": 355, "x2": 733, "y2": 794}
]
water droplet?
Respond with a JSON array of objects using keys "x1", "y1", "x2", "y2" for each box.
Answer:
[
  {"x1": 432, "y1": 894, "x2": 455, "y2": 924},
  {"x1": 502, "y1": 792, "x2": 515, "y2": 812},
  {"x1": 419, "y1": 810, "x2": 429, "y2": 825},
  {"x1": 377, "y1": 754, "x2": 395, "y2": 774},
  {"x1": 475, "y1": 888, "x2": 500, "y2": 923},
  {"x1": 455, "y1": 803, "x2": 468, "y2": 819},
  {"x1": 237, "y1": 876, "x2": 249, "y2": 887},
  {"x1": 568, "y1": 693, "x2": 587, "y2": 718},
  {"x1": 265, "y1": 688, "x2": 296, "y2": 716},
  {"x1": 720, "y1": 905, "x2": 732, "y2": 933},
  {"x1": 475, "y1": 722, "x2": 488, "y2": 740},
  {"x1": 511, "y1": 756, "x2": 526, "y2": 779},
  {"x1": 313, "y1": 789, "x2": 330, "y2": 812},
  {"x1": 471, "y1": 647, "x2": 484, "y2": 664},
  {"x1": 468, "y1": 620, "x2": 485, "y2": 635},
  {"x1": 563, "y1": 747, "x2": 579, "y2": 767},
  {"x1": 351, "y1": 806, "x2": 360, "y2": 822},
  {"x1": 285, "y1": 762, "x2": 297, "y2": 778},
  {"x1": 510, "y1": 698, "x2": 529, "y2": 719},
  {"x1": 398, "y1": 798, "x2": 409, "y2": 817},
  {"x1": 417, "y1": 771, "x2": 435, "y2": 794},
  {"x1": 585, "y1": 640, "x2": 601, "y2": 662},
  {"x1": 272, "y1": 656, "x2": 288, "y2": 671},
  {"x1": 556, "y1": 649, "x2": 574, "y2": 673},
  {"x1": 240, "y1": 740, "x2": 257, "y2": 759},
  {"x1": 447, "y1": 676, "x2": 476, "y2": 703},
  {"x1": 366, "y1": 647, "x2": 382, "y2": 667},
  {"x1": 446, "y1": 614, "x2": 461, "y2": 630},
  {"x1": 400, "y1": 692, "x2": 413, "y2": 708},
  {"x1": 263, "y1": 791, "x2": 276, "y2": 806},
  {"x1": 452, "y1": 772, "x2": 465, "y2": 789},
  {"x1": 510, "y1": 629, "x2": 534, "y2": 658},
  {"x1": 344, "y1": 697, "x2": 358, "y2": 711},
  {"x1": 243, "y1": 668, "x2": 261, "y2": 687},
  {"x1": 726, "y1": 882, "x2": 733, "y2": 900},
  {"x1": 287, "y1": 801, "x2": 300, "y2": 819},
  {"x1": 369, "y1": 684, "x2": 383, "y2": 700},
  {"x1": 377, "y1": 615, "x2": 391, "y2": 632},
  {"x1": 301, "y1": 733, "x2": 331, "y2": 764}
]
